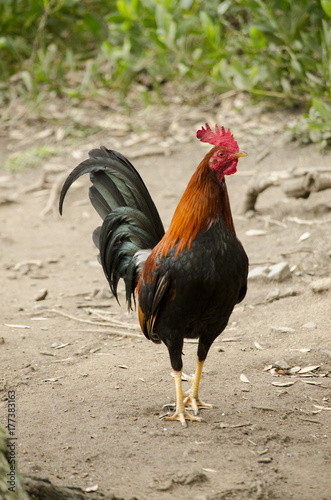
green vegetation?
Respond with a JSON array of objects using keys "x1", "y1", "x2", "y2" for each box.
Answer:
[
  {"x1": 1, "y1": 0, "x2": 331, "y2": 146},
  {"x1": 3, "y1": 146, "x2": 57, "y2": 171}
]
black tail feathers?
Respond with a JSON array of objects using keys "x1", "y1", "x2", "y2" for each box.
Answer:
[{"x1": 59, "y1": 147, "x2": 165, "y2": 308}]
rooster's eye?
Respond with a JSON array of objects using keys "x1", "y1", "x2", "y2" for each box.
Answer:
[{"x1": 218, "y1": 152, "x2": 224, "y2": 157}]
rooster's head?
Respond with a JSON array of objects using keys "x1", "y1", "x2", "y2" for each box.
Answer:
[{"x1": 197, "y1": 123, "x2": 247, "y2": 181}]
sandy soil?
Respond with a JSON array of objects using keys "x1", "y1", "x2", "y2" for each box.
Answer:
[{"x1": 0, "y1": 101, "x2": 330, "y2": 500}]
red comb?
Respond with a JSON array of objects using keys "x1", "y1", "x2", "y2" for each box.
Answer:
[{"x1": 196, "y1": 123, "x2": 238, "y2": 151}]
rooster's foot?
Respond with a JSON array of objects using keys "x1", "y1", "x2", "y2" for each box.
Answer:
[
  {"x1": 183, "y1": 395, "x2": 213, "y2": 415},
  {"x1": 162, "y1": 409, "x2": 206, "y2": 428}
]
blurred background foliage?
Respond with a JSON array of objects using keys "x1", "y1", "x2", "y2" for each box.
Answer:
[{"x1": 1, "y1": 0, "x2": 331, "y2": 147}]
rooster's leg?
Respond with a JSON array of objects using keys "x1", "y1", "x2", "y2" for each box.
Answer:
[
  {"x1": 183, "y1": 356, "x2": 213, "y2": 415},
  {"x1": 163, "y1": 370, "x2": 206, "y2": 427}
]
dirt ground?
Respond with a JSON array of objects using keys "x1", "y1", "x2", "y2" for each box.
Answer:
[{"x1": 0, "y1": 99, "x2": 330, "y2": 500}]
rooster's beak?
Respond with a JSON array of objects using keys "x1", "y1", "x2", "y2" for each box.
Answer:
[{"x1": 233, "y1": 150, "x2": 248, "y2": 159}]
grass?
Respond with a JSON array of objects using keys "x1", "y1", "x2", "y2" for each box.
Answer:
[
  {"x1": 1, "y1": 0, "x2": 331, "y2": 147},
  {"x1": 4, "y1": 146, "x2": 57, "y2": 171}
]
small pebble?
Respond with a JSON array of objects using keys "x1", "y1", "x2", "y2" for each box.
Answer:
[
  {"x1": 248, "y1": 262, "x2": 291, "y2": 282},
  {"x1": 258, "y1": 457, "x2": 272, "y2": 463},
  {"x1": 298, "y1": 232, "x2": 310, "y2": 242},
  {"x1": 85, "y1": 485, "x2": 98, "y2": 493},
  {"x1": 266, "y1": 287, "x2": 299, "y2": 303},
  {"x1": 248, "y1": 266, "x2": 270, "y2": 280},
  {"x1": 35, "y1": 288, "x2": 48, "y2": 301},
  {"x1": 302, "y1": 322, "x2": 317, "y2": 329},
  {"x1": 281, "y1": 287, "x2": 299, "y2": 298},
  {"x1": 271, "y1": 326, "x2": 295, "y2": 334},
  {"x1": 318, "y1": 346, "x2": 331, "y2": 358},
  {"x1": 268, "y1": 262, "x2": 291, "y2": 282},
  {"x1": 266, "y1": 289, "x2": 280, "y2": 302},
  {"x1": 245, "y1": 229, "x2": 267, "y2": 237},
  {"x1": 310, "y1": 278, "x2": 331, "y2": 293},
  {"x1": 94, "y1": 288, "x2": 112, "y2": 300},
  {"x1": 274, "y1": 359, "x2": 290, "y2": 370}
]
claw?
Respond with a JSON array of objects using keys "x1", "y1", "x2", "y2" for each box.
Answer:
[
  {"x1": 166, "y1": 369, "x2": 209, "y2": 427},
  {"x1": 183, "y1": 395, "x2": 213, "y2": 415},
  {"x1": 162, "y1": 409, "x2": 206, "y2": 427},
  {"x1": 162, "y1": 402, "x2": 176, "y2": 409},
  {"x1": 166, "y1": 363, "x2": 214, "y2": 426}
]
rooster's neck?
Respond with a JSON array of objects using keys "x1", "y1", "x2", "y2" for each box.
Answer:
[{"x1": 155, "y1": 159, "x2": 236, "y2": 258}]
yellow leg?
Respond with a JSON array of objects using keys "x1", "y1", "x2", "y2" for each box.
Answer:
[
  {"x1": 183, "y1": 357, "x2": 213, "y2": 415},
  {"x1": 163, "y1": 370, "x2": 206, "y2": 427}
]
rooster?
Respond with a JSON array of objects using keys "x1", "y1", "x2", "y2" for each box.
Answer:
[{"x1": 59, "y1": 124, "x2": 248, "y2": 427}]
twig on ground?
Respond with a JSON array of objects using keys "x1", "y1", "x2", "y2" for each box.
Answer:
[
  {"x1": 85, "y1": 308, "x2": 140, "y2": 330},
  {"x1": 39, "y1": 308, "x2": 143, "y2": 338},
  {"x1": 19, "y1": 171, "x2": 47, "y2": 194},
  {"x1": 281, "y1": 247, "x2": 313, "y2": 256},
  {"x1": 256, "y1": 148, "x2": 271, "y2": 164},
  {"x1": 40, "y1": 171, "x2": 67, "y2": 218},
  {"x1": 256, "y1": 215, "x2": 287, "y2": 228},
  {"x1": 287, "y1": 216, "x2": 331, "y2": 225}
]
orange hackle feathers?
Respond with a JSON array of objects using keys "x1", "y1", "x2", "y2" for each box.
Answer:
[
  {"x1": 138, "y1": 123, "x2": 241, "y2": 300},
  {"x1": 152, "y1": 146, "x2": 236, "y2": 260}
]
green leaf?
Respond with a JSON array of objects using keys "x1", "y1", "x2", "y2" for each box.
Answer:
[
  {"x1": 321, "y1": 0, "x2": 331, "y2": 18},
  {"x1": 180, "y1": 0, "x2": 194, "y2": 9},
  {"x1": 83, "y1": 13, "x2": 103, "y2": 35},
  {"x1": 306, "y1": 72, "x2": 323, "y2": 86},
  {"x1": 21, "y1": 71, "x2": 33, "y2": 92},
  {"x1": 117, "y1": 0, "x2": 133, "y2": 20},
  {"x1": 218, "y1": 0, "x2": 231, "y2": 16},
  {"x1": 312, "y1": 98, "x2": 331, "y2": 123},
  {"x1": 249, "y1": 26, "x2": 267, "y2": 48}
]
